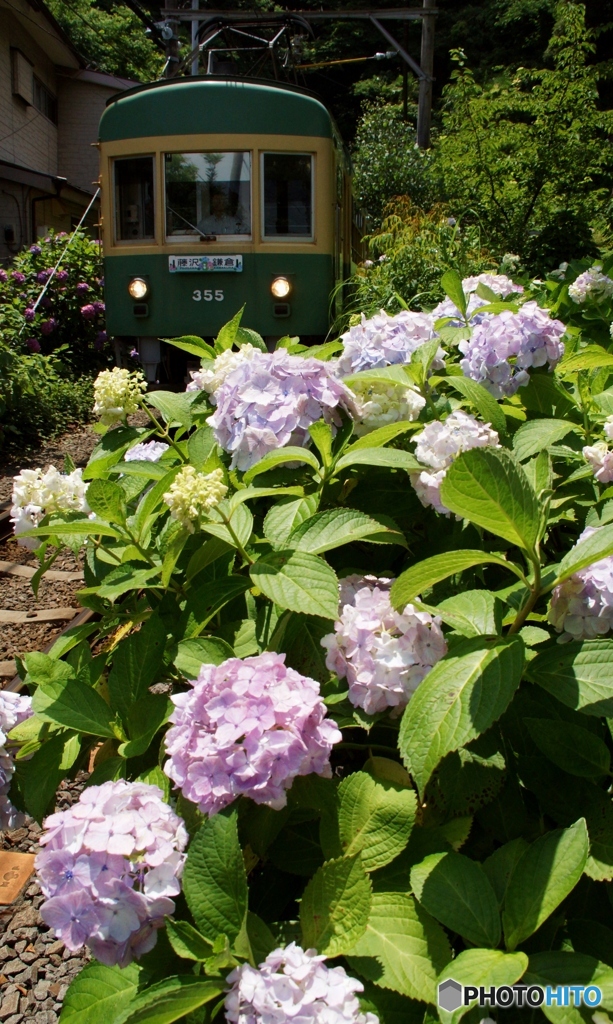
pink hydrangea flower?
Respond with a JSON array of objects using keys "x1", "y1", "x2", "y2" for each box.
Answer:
[
  {"x1": 225, "y1": 943, "x2": 379, "y2": 1024},
  {"x1": 36, "y1": 781, "x2": 187, "y2": 968},
  {"x1": 164, "y1": 652, "x2": 341, "y2": 815},
  {"x1": 208, "y1": 350, "x2": 356, "y2": 471},
  {"x1": 80, "y1": 304, "x2": 96, "y2": 320},
  {"x1": 549, "y1": 526, "x2": 613, "y2": 640},
  {"x1": 322, "y1": 575, "x2": 447, "y2": 714},
  {"x1": 583, "y1": 443, "x2": 613, "y2": 484}
]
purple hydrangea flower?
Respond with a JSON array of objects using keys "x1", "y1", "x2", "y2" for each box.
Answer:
[
  {"x1": 36, "y1": 780, "x2": 187, "y2": 967},
  {"x1": 11, "y1": 271, "x2": 25, "y2": 284},
  {"x1": 208, "y1": 350, "x2": 357, "y2": 472},
  {"x1": 94, "y1": 331, "x2": 107, "y2": 351},
  {"x1": 322, "y1": 576, "x2": 447, "y2": 714},
  {"x1": 37, "y1": 269, "x2": 52, "y2": 283},
  {"x1": 26, "y1": 338, "x2": 41, "y2": 353},
  {"x1": 40, "y1": 296, "x2": 51, "y2": 309},
  {"x1": 80, "y1": 304, "x2": 96, "y2": 320},
  {"x1": 76, "y1": 282, "x2": 89, "y2": 295},
  {"x1": 337, "y1": 309, "x2": 442, "y2": 375},
  {"x1": 459, "y1": 302, "x2": 566, "y2": 398},
  {"x1": 0, "y1": 691, "x2": 33, "y2": 831},
  {"x1": 0, "y1": 269, "x2": 7, "y2": 283},
  {"x1": 24, "y1": 307, "x2": 35, "y2": 322},
  {"x1": 56, "y1": 270, "x2": 68, "y2": 282},
  {"x1": 225, "y1": 943, "x2": 379, "y2": 1024},
  {"x1": 432, "y1": 273, "x2": 524, "y2": 324},
  {"x1": 30, "y1": 244, "x2": 42, "y2": 255},
  {"x1": 92, "y1": 300, "x2": 105, "y2": 314},
  {"x1": 40, "y1": 318, "x2": 56, "y2": 335},
  {"x1": 129, "y1": 347, "x2": 140, "y2": 360},
  {"x1": 549, "y1": 526, "x2": 613, "y2": 640},
  {"x1": 164, "y1": 652, "x2": 342, "y2": 816}
]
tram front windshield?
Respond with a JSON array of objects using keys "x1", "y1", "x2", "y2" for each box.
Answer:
[{"x1": 165, "y1": 152, "x2": 251, "y2": 239}]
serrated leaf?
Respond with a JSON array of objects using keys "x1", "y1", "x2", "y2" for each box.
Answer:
[
  {"x1": 165, "y1": 334, "x2": 215, "y2": 358},
  {"x1": 119, "y1": 693, "x2": 171, "y2": 758},
  {"x1": 180, "y1": 577, "x2": 251, "y2": 637},
  {"x1": 437, "y1": 949, "x2": 528, "y2": 1024},
  {"x1": 264, "y1": 495, "x2": 319, "y2": 548},
  {"x1": 435, "y1": 590, "x2": 503, "y2": 637},
  {"x1": 524, "y1": 951, "x2": 613, "y2": 1018},
  {"x1": 250, "y1": 550, "x2": 338, "y2": 619},
  {"x1": 337, "y1": 771, "x2": 417, "y2": 871},
  {"x1": 145, "y1": 391, "x2": 194, "y2": 428},
  {"x1": 289, "y1": 508, "x2": 404, "y2": 555},
  {"x1": 346, "y1": 892, "x2": 452, "y2": 1004},
  {"x1": 114, "y1": 976, "x2": 225, "y2": 1024},
  {"x1": 399, "y1": 636, "x2": 525, "y2": 798},
  {"x1": 502, "y1": 819, "x2": 589, "y2": 950},
  {"x1": 300, "y1": 854, "x2": 372, "y2": 956},
  {"x1": 482, "y1": 838, "x2": 529, "y2": 907},
  {"x1": 59, "y1": 962, "x2": 146, "y2": 1024},
  {"x1": 173, "y1": 637, "x2": 235, "y2": 677},
  {"x1": 215, "y1": 305, "x2": 244, "y2": 352},
  {"x1": 335, "y1": 447, "x2": 420, "y2": 474},
  {"x1": 23, "y1": 651, "x2": 74, "y2": 687},
  {"x1": 411, "y1": 851, "x2": 501, "y2": 947},
  {"x1": 86, "y1": 479, "x2": 126, "y2": 524},
  {"x1": 165, "y1": 920, "x2": 213, "y2": 961},
  {"x1": 25, "y1": 519, "x2": 121, "y2": 540},
  {"x1": 348, "y1": 421, "x2": 420, "y2": 451},
  {"x1": 445, "y1": 376, "x2": 507, "y2": 435},
  {"x1": 525, "y1": 640, "x2": 613, "y2": 716},
  {"x1": 391, "y1": 551, "x2": 521, "y2": 609},
  {"x1": 16, "y1": 732, "x2": 75, "y2": 821},
  {"x1": 513, "y1": 418, "x2": 580, "y2": 462},
  {"x1": 201, "y1": 502, "x2": 253, "y2": 550},
  {"x1": 440, "y1": 447, "x2": 541, "y2": 554},
  {"x1": 187, "y1": 426, "x2": 217, "y2": 469},
  {"x1": 558, "y1": 345, "x2": 613, "y2": 374},
  {"x1": 242, "y1": 447, "x2": 321, "y2": 483},
  {"x1": 32, "y1": 677, "x2": 116, "y2": 738},
  {"x1": 308, "y1": 420, "x2": 333, "y2": 467},
  {"x1": 182, "y1": 811, "x2": 247, "y2": 944},
  {"x1": 107, "y1": 616, "x2": 165, "y2": 717},
  {"x1": 525, "y1": 718, "x2": 610, "y2": 777},
  {"x1": 441, "y1": 269, "x2": 467, "y2": 316}
]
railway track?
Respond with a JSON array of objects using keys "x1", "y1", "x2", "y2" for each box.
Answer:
[{"x1": 0, "y1": 502, "x2": 95, "y2": 693}]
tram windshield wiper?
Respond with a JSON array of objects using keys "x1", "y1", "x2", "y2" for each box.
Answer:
[{"x1": 166, "y1": 205, "x2": 216, "y2": 240}]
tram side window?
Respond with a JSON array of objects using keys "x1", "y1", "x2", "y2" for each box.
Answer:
[
  {"x1": 164, "y1": 152, "x2": 251, "y2": 238},
  {"x1": 114, "y1": 157, "x2": 155, "y2": 241},
  {"x1": 263, "y1": 154, "x2": 312, "y2": 238}
]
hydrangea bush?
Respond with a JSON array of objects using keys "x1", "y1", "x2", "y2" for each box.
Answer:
[{"x1": 6, "y1": 280, "x2": 613, "y2": 1023}]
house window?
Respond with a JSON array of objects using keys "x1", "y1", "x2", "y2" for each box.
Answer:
[
  {"x1": 33, "y1": 77, "x2": 57, "y2": 124},
  {"x1": 11, "y1": 49, "x2": 33, "y2": 105}
]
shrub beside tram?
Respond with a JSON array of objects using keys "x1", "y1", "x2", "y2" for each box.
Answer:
[{"x1": 98, "y1": 76, "x2": 357, "y2": 382}]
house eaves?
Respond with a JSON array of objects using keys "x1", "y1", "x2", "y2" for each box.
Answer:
[{"x1": 0, "y1": 0, "x2": 84, "y2": 69}]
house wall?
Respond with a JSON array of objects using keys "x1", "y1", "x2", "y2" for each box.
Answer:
[
  {"x1": 0, "y1": 9, "x2": 58, "y2": 175},
  {"x1": 57, "y1": 78, "x2": 117, "y2": 194}
]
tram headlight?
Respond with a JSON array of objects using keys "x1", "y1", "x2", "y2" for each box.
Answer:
[
  {"x1": 271, "y1": 276, "x2": 291, "y2": 299},
  {"x1": 128, "y1": 277, "x2": 149, "y2": 300}
]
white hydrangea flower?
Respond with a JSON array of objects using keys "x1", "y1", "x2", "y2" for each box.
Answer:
[
  {"x1": 410, "y1": 410, "x2": 499, "y2": 514},
  {"x1": 337, "y1": 309, "x2": 443, "y2": 376},
  {"x1": 351, "y1": 377, "x2": 425, "y2": 436},
  {"x1": 225, "y1": 943, "x2": 379, "y2": 1024},
  {"x1": 124, "y1": 441, "x2": 169, "y2": 463},
  {"x1": 549, "y1": 526, "x2": 613, "y2": 640},
  {"x1": 186, "y1": 344, "x2": 259, "y2": 394},
  {"x1": 568, "y1": 265, "x2": 613, "y2": 304},
  {"x1": 583, "y1": 442, "x2": 613, "y2": 484},
  {"x1": 93, "y1": 368, "x2": 146, "y2": 426},
  {"x1": 605, "y1": 417, "x2": 613, "y2": 441},
  {"x1": 11, "y1": 466, "x2": 89, "y2": 548},
  {"x1": 163, "y1": 466, "x2": 227, "y2": 532},
  {"x1": 322, "y1": 575, "x2": 447, "y2": 715}
]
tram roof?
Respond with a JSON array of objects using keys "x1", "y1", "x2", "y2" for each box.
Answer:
[{"x1": 99, "y1": 77, "x2": 334, "y2": 142}]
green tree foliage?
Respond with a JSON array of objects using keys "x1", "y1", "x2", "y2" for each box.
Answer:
[{"x1": 46, "y1": 0, "x2": 163, "y2": 82}]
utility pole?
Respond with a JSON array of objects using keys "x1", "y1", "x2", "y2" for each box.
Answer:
[
  {"x1": 164, "y1": 0, "x2": 180, "y2": 78},
  {"x1": 191, "y1": 0, "x2": 200, "y2": 76},
  {"x1": 417, "y1": 0, "x2": 436, "y2": 148}
]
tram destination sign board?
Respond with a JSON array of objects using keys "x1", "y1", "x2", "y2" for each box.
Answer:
[{"x1": 168, "y1": 255, "x2": 243, "y2": 273}]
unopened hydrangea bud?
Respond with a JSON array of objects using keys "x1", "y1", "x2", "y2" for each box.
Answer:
[
  {"x1": 410, "y1": 410, "x2": 499, "y2": 514},
  {"x1": 163, "y1": 466, "x2": 227, "y2": 532},
  {"x1": 11, "y1": 466, "x2": 89, "y2": 548},
  {"x1": 35, "y1": 781, "x2": 187, "y2": 968},
  {"x1": 225, "y1": 943, "x2": 379, "y2": 1024},
  {"x1": 338, "y1": 309, "x2": 442, "y2": 375},
  {"x1": 0, "y1": 692, "x2": 33, "y2": 831},
  {"x1": 549, "y1": 526, "x2": 613, "y2": 640},
  {"x1": 351, "y1": 377, "x2": 425, "y2": 435},
  {"x1": 186, "y1": 344, "x2": 259, "y2": 394},
  {"x1": 568, "y1": 265, "x2": 613, "y2": 304},
  {"x1": 164, "y1": 652, "x2": 341, "y2": 815},
  {"x1": 208, "y1": 350, "x2": 355, "y2": 471},
  {"x1": 583, "y1": 443, "x2": 613, "y2": 484},
  {"x1": 322, "y1": 575, "x2": 447, "y2": 714},
  {"x1": 93, "y1": 367, "x2": 146, "y2": 426},
  {"x1": 124, "y1": 440, "x2": 169, "y2": 463}
]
